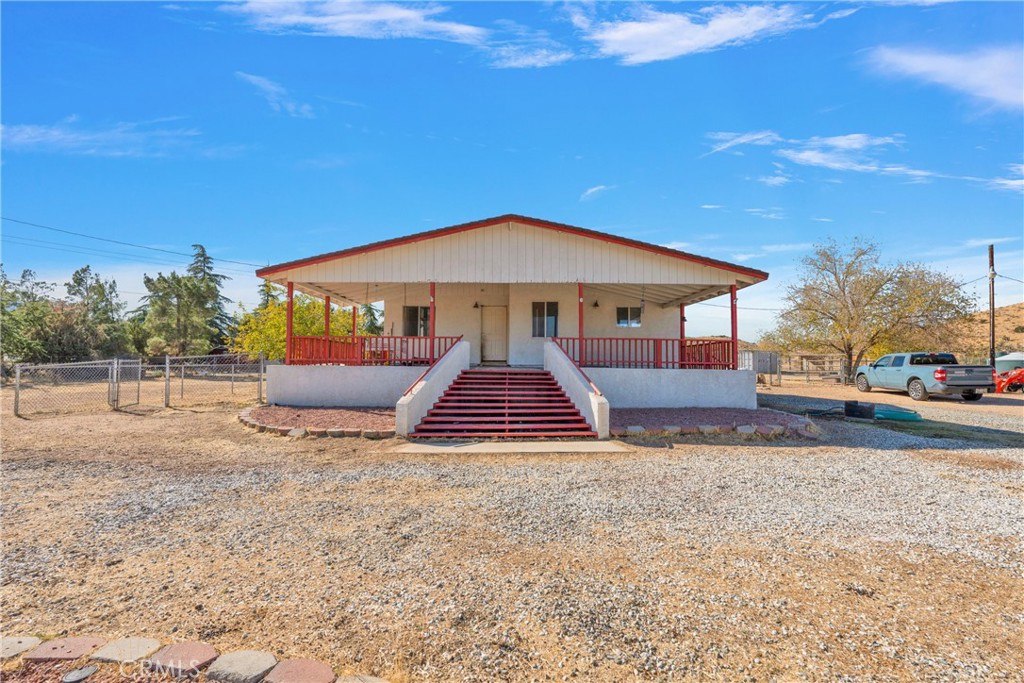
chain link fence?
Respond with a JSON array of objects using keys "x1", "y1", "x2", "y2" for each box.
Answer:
[{"x1": 12, "y1": 353, "x2": 263, "y2": 417}]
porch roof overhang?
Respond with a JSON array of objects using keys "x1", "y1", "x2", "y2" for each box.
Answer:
[
  {"x1": 258, "y1": 214, "x2": 769, "y2": 307},
  {"x1": 286, "y1": 281, "x2": 741, "y2": 308}
]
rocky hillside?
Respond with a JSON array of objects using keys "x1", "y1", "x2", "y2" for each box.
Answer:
[{"x1": 953, "y1": 302, "x2": 1024, "y2": 358}]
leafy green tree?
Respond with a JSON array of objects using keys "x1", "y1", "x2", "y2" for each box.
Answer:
[
  {"x1": 359, "y1": 303, "x2": 383, "y2": 335},
  {"x1": 65, "y1": 266, "x2": 130, "y2": 357},
  {"x1": 257, "y1": 281, "x2": 282, "y2": 309},
  {"x1": 232, "y1": 294, "x2": 353, "y2": 360},
  {"x1": 141, "y1": 271, "x2": 217, "y2": 356},
  {"x1": 760, "y1": 239, "x2": 973, "y2": 378},
  {"x1": 187, "y1": 244, "x2": 233, "y2": 346},
  {"x1": 0, "y1": 268, "x2": 55, "y2": 367}
]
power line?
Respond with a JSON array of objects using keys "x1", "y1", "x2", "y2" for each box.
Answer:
[
  {"x1": 1, "y1": 216, "x2": 265, "y2": 268},
  {"x1": 693, "y1": 301, "x2": 783, "y2": 312},
  {"x1": 998, "y1": 273, "x2": 1024, "y2": 285},
  {"x1": 1, "y1": 234, "x2": 257, "y2": 276}
]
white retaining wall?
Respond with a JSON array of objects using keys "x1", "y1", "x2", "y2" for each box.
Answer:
[
  {"x1": 266, "y1": 365, "x2": 423, "y2": 407},
  {"x1": 395, "y1": 341, "x2": 471, "y2": 436},
  {"x1": 586, "y1": 368, "x2": 756, "y2": 409},
  {"x1": 544, "y1": 341, "x2": 610, "y2": 439}
]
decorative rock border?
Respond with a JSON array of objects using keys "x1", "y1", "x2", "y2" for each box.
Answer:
[
  {"x1": 0, "y1": 633, "x2": 389, "y2": 683},
  {"x1": 609, "y1": 419, "x2": 821, "y2": 440},
  {"x1": 238, "y1": 410, "x2": 396, "y2": 440}
]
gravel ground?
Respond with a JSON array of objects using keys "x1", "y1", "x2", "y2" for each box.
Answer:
[
  {"x1": 251, "y1": 406, "x2": 397, "y2": 430},
  {"x1": 2, "y1": 391, "x2": 1022, "y2": 682},
  {"x1": 609, "y1": 407, "x2": 807, "y2": 431}
]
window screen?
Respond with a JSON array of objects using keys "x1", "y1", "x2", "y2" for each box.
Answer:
[
  {"x1": 402, "y1": 306, "x2": 430, "y2": 336},
  {"x1": 616, "y1": 307, "x2": 642, "y2": 327},
  {"x1": 531, "y1": 302, "x2": 558, "y2": 337}
]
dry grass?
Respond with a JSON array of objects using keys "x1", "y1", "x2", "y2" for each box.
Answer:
[{"x1": 910, "y1": 448, "x2": 1024, "y2": 471}]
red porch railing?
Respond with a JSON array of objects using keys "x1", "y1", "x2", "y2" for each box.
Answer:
[
  {"x1": 553, "y1": 337, "x2": 735, "y2": 370},
  {"x1": 289, "y1": 335, "x2": 462, "y2": 366}
]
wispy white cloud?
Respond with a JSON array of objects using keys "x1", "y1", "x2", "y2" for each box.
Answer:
[
  {"x1": 0, "y1": 117, "x2": 201, "y2": 157},
  {"x1": 225, "y1": 2, "x2": 571, "y2": 69},
  {"x1": 236, "y1": 72, "x2": 314, "y2": 118},
  {"x1": 745, "y1": 207, "x2": 785, "y2": 220},
  {"x1": 705, "y1": 128, "x2": 1019, "y2": 191},
  {"x1": 704, "y1": 130, "x2": 782, "y2": 156},
  {"x1": 661, "y1": 241, "x2": 693, "y2": 251},
  {"x1": 988, "y1": 163, "x2": 1024, "y2": 193},
  {"x1": 583, "y1": 4, "x2": 851, "y2": 66},
  {"x1": 731, "y1": 253, "x2": 761, "y2": 262},
  {"x1": 869, "y1": 45, "x2": 1024, "y2": 110},
  {"x1": 700, "y1": 204, "x2": 723, "y2": 209},
  {"x1": 757, "y1": 164, "x2": 792, "y2": 186},
  {"x1": 227, "y1": 1, "x2": 486, "y2": 44},
  {"x1": 812, "y1": 217, "x2": 834, "y2": 222},
  {"x1": 580, "y1": 184, "x2": 614, "y2": 202},
  {"x1": 762, "y1": 242, "x2": 812, "y2": 253},
  {"x1": 963, "y1": 236, "x2": 1020, "y2": 248}
]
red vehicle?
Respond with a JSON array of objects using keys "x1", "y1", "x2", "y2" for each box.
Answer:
[{"x1": 995, "y1": 368, "x2": 1024, "y2": 393}]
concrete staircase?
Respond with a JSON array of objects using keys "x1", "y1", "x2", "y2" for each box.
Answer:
[{"x1": 409, "y1": 368, "x2": 597, "y2": 439}]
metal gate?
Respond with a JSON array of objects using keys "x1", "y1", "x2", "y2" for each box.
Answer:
[{"x1": 12, "y1": 353, "x2": 263, "y2": 416}]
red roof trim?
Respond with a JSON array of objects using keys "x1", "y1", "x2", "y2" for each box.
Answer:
[{"x1": 255, "y1": 214, "x2": 769, "y2": 281}]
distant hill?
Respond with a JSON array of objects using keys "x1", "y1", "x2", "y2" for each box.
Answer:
[{"x1": 952, "y1": 301, "x2": 1024, "y2": 358}]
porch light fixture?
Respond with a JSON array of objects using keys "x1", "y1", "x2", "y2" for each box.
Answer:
[
  {"x1": 473, "y1": 302, "x2": 480, "y2": 308},
  {"x1": 592, "y1": 300, "x2": 599, "y2": 308}
]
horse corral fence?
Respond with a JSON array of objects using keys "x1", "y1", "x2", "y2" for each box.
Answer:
[{"x1": 12, "y1": 353, "x2": 264, "y2": 417}]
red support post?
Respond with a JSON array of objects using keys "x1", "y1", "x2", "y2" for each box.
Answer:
[
  {"x1": 578, "y1": 282, "x2": 585, "y2": 367},
  {"x1": 729, "y1": 284, "x2": 738, "y2": 370},
  {"x1": 429, "y1": 282, "x2": 436, "y2": 364},
  {"x1": 323, "y1": 296, "x2": 331, "y2": 340},
  {"x1": 351, "y1": 306, "x2": 357, "y2": 337},
  {"x1": 679, "y1": 303, "x2": 686, "y2": 367},
  {"x1": 285, "y1": 281, "x2": 294, "y2": 366}
]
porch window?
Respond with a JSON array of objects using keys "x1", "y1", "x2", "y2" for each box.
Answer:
[
  {"x1": 616, "y1": 306, "x2": 642, "y2": 327},
  {"x1": 531, "y1": 302, "x2": 558, "y2": 337},
  {"x1": 402, "y1": 306, "x2": 431, "y2": 336}
]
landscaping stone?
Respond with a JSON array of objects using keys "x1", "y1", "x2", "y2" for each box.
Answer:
[
  {"x1": 755, "y1": 425, "x2": 775, "y2": 437},
  {"x1": 308, "y1": 428, "x2": 328, "y2": 438},
  {"x1": 91, "y1": 637, "x2": 161, "y2": 663},
  {"x1": 274, "y1": 426, "x2": 291, "y2": 436},
  {"x1": 256, "y1": 423, "x2": 268, "y2": 433},
  {"x1": 797, "y1": 427, "x2": 821, "y2": 440},
  {"x1": 718, "y1": 424, "x2": 735, "y2": 433},
  {"x1": 287, "y1": 427, "x2": 307, "y2": 438},
  {"x1": 662, "y1": 425, "x2": 681, "y2": 434},
  {"x1": 698, "y1": 425, "x2": 718, "y2": 435},
  {"x1": 206, "y1": 650, "x2": 278, "y2": 683},
  {"x1": 736, "y1": 425, "x2": 756, "y2": 437},
  {"x1": 265, "y1": 658, "x2": 335, "y2": 683},
  {"x1": 146, "y1": 641, "x2": 218, "y2": 677},
  {"x1": 1, "y1": 636, "x2": 41, "y2": 659},
  {"x1": 625, "y1": 425, "x2": 646, "y2": 434},
  {"x1": 377, "y1": 429, "x2": 396, "y2": 438},
  {"x1": 342, "y1": 428, "x2": 361, "y2": 437},
  {"x1": 609, "y1": 428, "x2": 627, "y2": 437},
  {"x1": 362, "y1": 429, "x2": 381, "y2": 439},
  {"x1": 24, "y1": 636, "x2": 106, "y2": 661},
  {"x1": 327, "y1": 428, "x2": 346, "y2": 438},
  {"x1": 680, "y1": 426, "x2": 700, "y2": 435}
]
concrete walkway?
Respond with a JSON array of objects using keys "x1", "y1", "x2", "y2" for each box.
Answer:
[{"x1": 394, "y1": 440, "x2": 629, "y2": 454}]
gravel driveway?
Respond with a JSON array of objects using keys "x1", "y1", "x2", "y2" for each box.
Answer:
[{"x1": 2, "y1": 393, "x2": 1021, "y2": 682}]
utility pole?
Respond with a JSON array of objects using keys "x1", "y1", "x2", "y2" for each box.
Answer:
[{"x1": 988, "y1": 244, "x2": 996, "y2": 368}]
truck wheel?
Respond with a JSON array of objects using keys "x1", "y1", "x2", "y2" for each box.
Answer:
[
  {"x1": 855, "y1": 374, "x2": 871, "y2": 392},
  {"x1": 962, "y1": 393, "x2": 983, "y2": 401},
  {"x1": 907, "y1": 379, "x2": 929, "y2": 401}
]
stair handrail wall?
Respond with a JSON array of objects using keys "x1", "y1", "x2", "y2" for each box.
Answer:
[
  {"x1": 395, "y1": 338, "x2": 470, "y2": 436},
  {"x1": 544, "y1": 340, "x2": 610, "y2": 439}
]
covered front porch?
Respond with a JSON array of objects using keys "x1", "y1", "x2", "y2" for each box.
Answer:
[{"x1": 282, "y1": 281, "x2": 742, "y2": 371}]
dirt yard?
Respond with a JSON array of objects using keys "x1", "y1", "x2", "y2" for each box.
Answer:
[{"x1": 1, "y1": 388, "x2": 1022, "y2": 682}]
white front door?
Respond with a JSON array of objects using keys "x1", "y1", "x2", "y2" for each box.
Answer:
[{"x1": 481, "y1": 306, "x2": 508, "y2": 362}]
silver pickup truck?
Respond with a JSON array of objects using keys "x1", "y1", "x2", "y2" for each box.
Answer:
[{"x1": 855, "y1": 352, "x2": 996, "y2": 401}]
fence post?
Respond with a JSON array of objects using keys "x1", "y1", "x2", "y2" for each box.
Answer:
[
  {"x1": 180, "y1": 362, "x2": 185, "y2": 399},
  {"x1": 258, "y1": 352, "x2": 264, "y2": 403},
  {"x1": 14, "y1": 364, "x2": 21, "y2": 416},
  {"x1": 164, "y1": 355, "x2": 171, "y2": 407},
  {"x1": 231, "y1": 358, "x2": 236, "y2": 395},
  {"x1": 113, "y1": 358, "x2": 120, "y2": 409}
]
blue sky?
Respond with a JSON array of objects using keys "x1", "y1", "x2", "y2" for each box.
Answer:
[{"x1": 2, "y1": 1, "x2": 1022, "y2": 339}]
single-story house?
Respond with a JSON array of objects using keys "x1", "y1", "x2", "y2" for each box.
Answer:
[{"x1": 256, "y1": 214, "x2": 768, "y2": 438}]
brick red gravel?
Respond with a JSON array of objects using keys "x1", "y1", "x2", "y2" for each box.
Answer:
[
  {"x1": 610, "y1": 407, "x2": 807, "y2": 431},
  {"x1": 250, "y1": 406, "x2": 395, "y2": 431}
]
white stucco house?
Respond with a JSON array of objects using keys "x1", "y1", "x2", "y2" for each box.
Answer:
[{"x1": 256, "y1": 214, "x2": 768, "y2": 438}]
